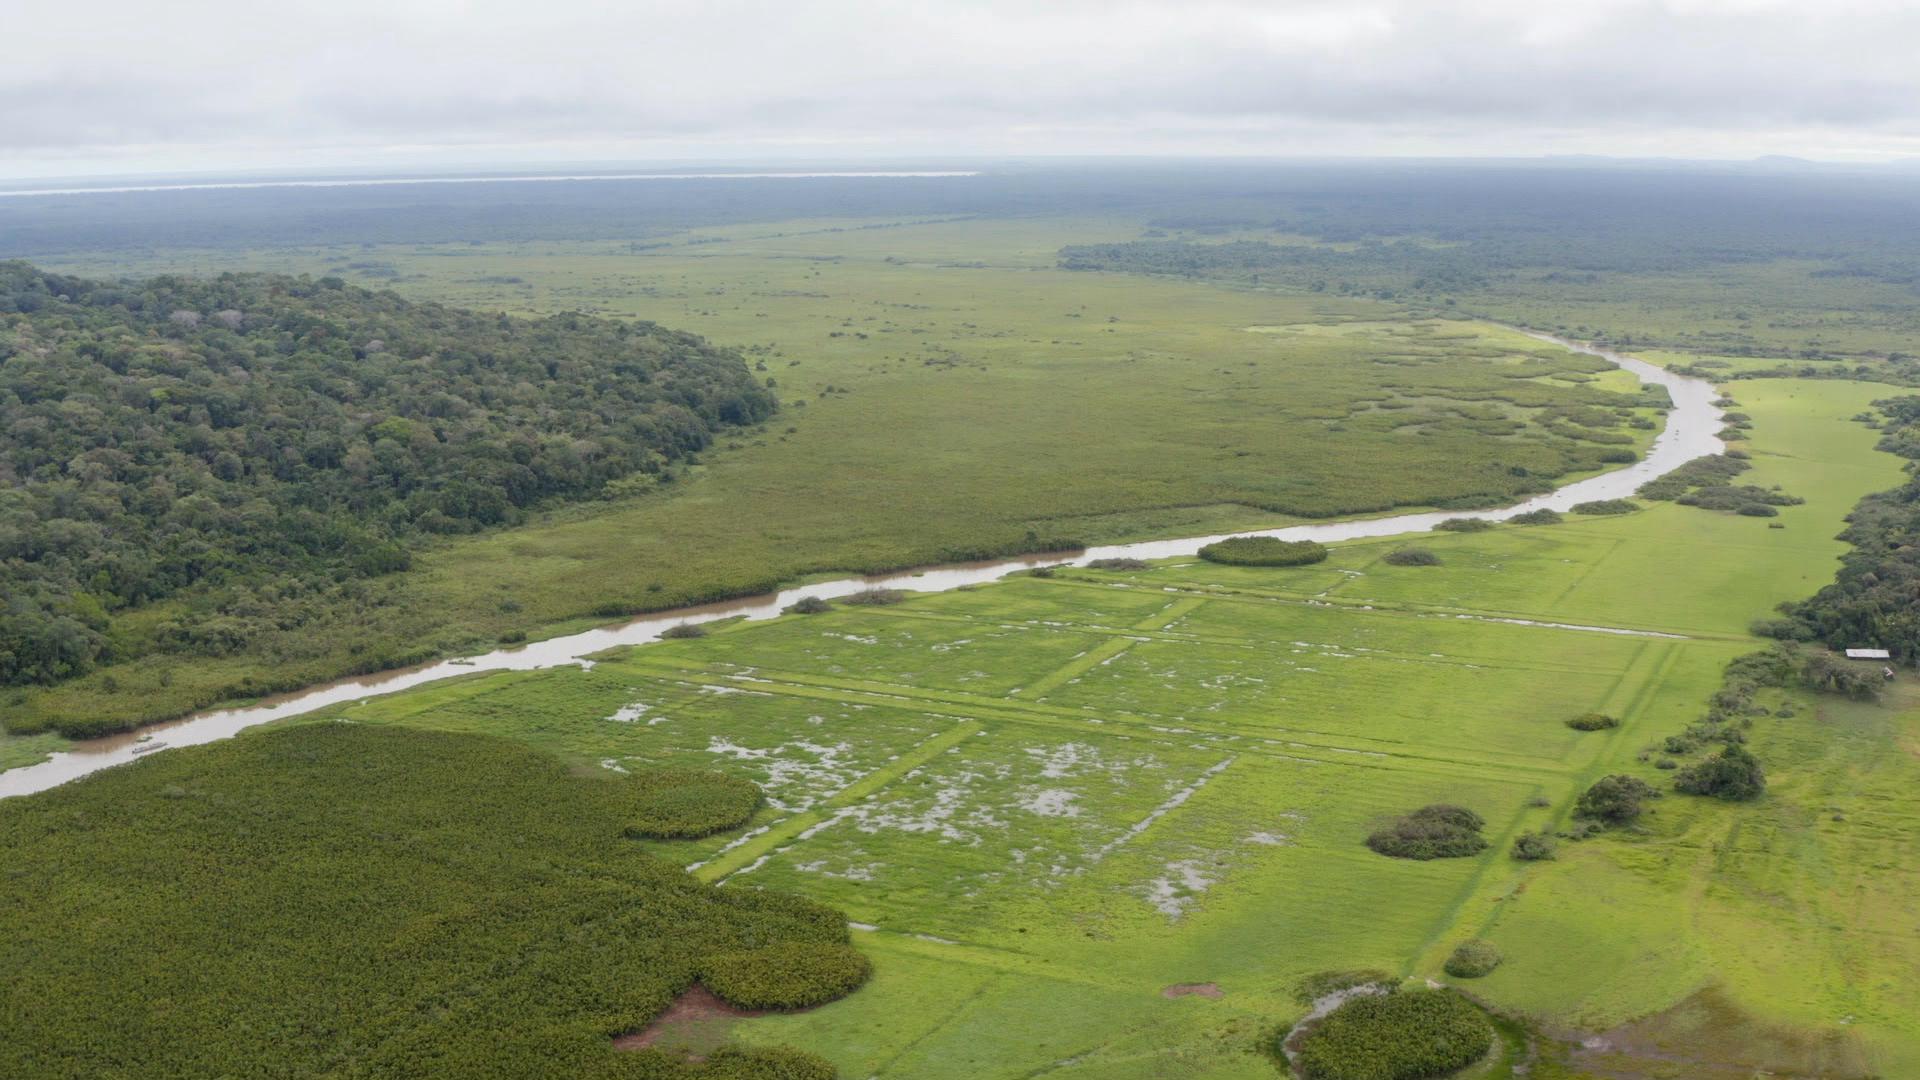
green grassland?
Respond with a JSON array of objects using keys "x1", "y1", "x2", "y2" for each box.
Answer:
[
  {"x1": 166, "y1": 376, "x2": 1906, "y2": 1077},
  {"x1": 7, "y1": 221, "x2": 1665, "y2": 747}
]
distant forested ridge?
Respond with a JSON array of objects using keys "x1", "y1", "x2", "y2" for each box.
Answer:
[{"x1": 0, "y1": 263, "x2": 774, "y2": 690}]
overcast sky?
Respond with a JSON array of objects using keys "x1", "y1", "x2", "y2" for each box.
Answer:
[{"x1": 9, "y1": 0, "x2": 1920, "y2": 178}]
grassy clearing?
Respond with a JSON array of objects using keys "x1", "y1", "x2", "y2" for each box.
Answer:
[
  {"x1": 8, "y1": 220, "x2": 1661, "y2": 747},
  {"x1": 187, "y1": 373, "x2": 1907, "y2": 1078}
]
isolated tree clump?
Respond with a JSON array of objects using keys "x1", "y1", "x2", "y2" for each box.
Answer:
[
  {"x1": 1293, "y1": 989, "x2": 1494, "y2": 1080},
  {"x1": 783, "y1": 596, "x2": 833, "y2": 615},
  {"x1": 660, "y1": 623, "x2": 709, "y2": 640},
  {"x1": 1510, "y1": 831, "x2": 1558, "y2": 861},
  {"x1": 1565, "y1": 712, "x2": 1620, "y2": 731},
  {"x1": 1434, "y1": 518, "x2": 1495, "y2": 532},
  {"x1": 621, "y1": 770, "x2": 765, "y2": 840},
  {"x1": 1572, "y1": 499, "x2": 1639, "y2": 515},
  {"x1": 1085, "y1": 557, "x2": 1151, "y2": 571},
  {"x1": 1365, "y1": 805, "x2": 1489, "y2": 860},
  {"x1": 1443, "y1": 940, "x2": 1503, "y2": 979},
  {"x1": 1383, "y1": 547, "x2": 1440, "y2": 566},
  {"x1": 840, "y1": 588, "x2": 908, "y2": 606},
  {"x1": 1508, "y1": 508, "x2": 1563, "y2": 525},
  {"x1": 1198, "y1": 536, "x2": 1329, "y2": 567},
  {"x1": 700, "y1": 941, "x2": 873, "y2": 1010},
  {"x1": 1576, "y1": 774, "x2": 1660, "y2": 825},
  {"x1": 1673, "y1": 745, "x2": 1767, "y2": 801}
]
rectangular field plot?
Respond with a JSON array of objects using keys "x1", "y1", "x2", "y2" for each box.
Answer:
[
  {"x1": 915, "y1": 576, "x2": 1195, "y2": 628},
  {"x1": 1039, "y1": 603, "x2": 1654, "y2": 764},
  {"x1": 646, "y1": 609, "x2": 1109, "y2": 696},
  {"x1": 727, "y1": 725, "x2": 1237, "y2": 932}
]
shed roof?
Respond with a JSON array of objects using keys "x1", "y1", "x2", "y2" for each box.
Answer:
[{"x1": 1845, "y1": 648, "x2": 1892, "y2": 659}]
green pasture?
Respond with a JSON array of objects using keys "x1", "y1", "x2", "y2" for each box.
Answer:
[{"x1": 267, "y1": 374, "x2": 1918, "y2": 1077}]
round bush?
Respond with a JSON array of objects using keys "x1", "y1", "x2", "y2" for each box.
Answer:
[
  {"x1": 1565, "y1": 712, "x2": 1619, "y2": 732},
  {"x1": 840, "y1": 588, "x2": 907, "y2": 606},
  {"x1": 1434, "y1": 518, "x2": 1494, "y2": 532},
  {"x1": 1198, "y1": 536, "x2": 1329, "y2": 567},
  {"x1": 1293, "y1": 989, "x2": 1494, "y2": 1080},
  {"x1": 659, "y1": 623, "x2": 709, "y2": 640},
  {"x1": 1576, "y1": 774, "x2": 1659, "y2": 825},
  {"x1": 622, "y1": 770, "x2": 764, "y2": 839},
  {"x1": 783, "y1": 596, "x2": 833, "y2": 615},
  {"x1": 1443, "y1": 939, "x2": 1503, "y2": 979},
  {"x1": 1737, "y1": 503, "x2": 1779, "y2": 517},
  {"x1": 1572, "y1": 498, "x2": 1639, "y2": 515},
  {"x1": 700, "y1": 941, "x2": 872, "y2": 1010},
  {"x1": 1366, "y1": 805, "x2": 1488, "y2": 860},
  {"x1": 1085, "y1": 557, "x2": 1150, "y2": 571},
  {"x1": 1383, "y1": 547, "x2": 1439, "y2": 567},
  {"x1": 693, "y1": 1046, "x2": 837, "y2": 1080},
  {"x1": 1508, "y1": 508, "x2": 1563, "y2": 526}
]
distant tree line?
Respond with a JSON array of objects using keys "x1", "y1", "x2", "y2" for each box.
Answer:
[{"x1": 0, "y1": 263, "x2": 775, "y2": 689}]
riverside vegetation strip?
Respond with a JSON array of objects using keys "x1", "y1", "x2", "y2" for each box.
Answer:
[{"x1": 8, "y1": 376, "x2": 1898, "y2": 1076}]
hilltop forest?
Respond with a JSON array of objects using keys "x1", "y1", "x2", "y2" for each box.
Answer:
[{"x1": 0, "y1": 263, "x2": 774, "y2": 699}]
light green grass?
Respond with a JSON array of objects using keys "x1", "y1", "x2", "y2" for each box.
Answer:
[{"x1": 264, "y1": 372, "x2": 1920, "y2": 1077}]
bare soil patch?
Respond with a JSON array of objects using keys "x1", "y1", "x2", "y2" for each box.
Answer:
[
  {"x1": 1161, "y1": 982, "x2": 1224, "y2": 999},
  {"x1": 614, "y1": 985, "x2": 772, "y2": 1055}
]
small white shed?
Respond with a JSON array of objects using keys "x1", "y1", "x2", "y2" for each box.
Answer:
[{"x1": 1845, "y1": 648, "x2": 1892, "y2": 660}]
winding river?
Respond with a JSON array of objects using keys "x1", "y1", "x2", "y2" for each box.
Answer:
[{"x1": 0, "y1": 332, "x2": 1722, "y2": 798}]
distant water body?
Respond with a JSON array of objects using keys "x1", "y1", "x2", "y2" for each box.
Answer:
[
  {"x1": 0, "y1": 331, "x2": 1721, "y2": 798},
  {"x1": 0, "y1": 171, "x2": 980, "y2": 199}
]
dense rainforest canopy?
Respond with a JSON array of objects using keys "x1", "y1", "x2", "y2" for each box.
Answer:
[{"x1": 0, "y1": 263, "x2": 775, "y2": 689}]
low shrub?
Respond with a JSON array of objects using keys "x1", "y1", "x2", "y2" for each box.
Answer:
[
  {"x1": 1443, "y1": 940, "x2": 1503, "y2": 979},
  {"x1": 660, "y1": 623, "x2": 709, "y2": 640},
  {"x1": 1572, "y1": 499, "x2": 1639, "y2": 515},
  {"x1": 1366, "y1": 805, "x2": 1488, "y2": 860},
  {"x1": 1382, "y1": 547, "x2": 1439, "y2": 566},
  {"x1": 783, "y1": 596, "x2": 833, "y2": 615},
  {"x1": 1508, "y1": 508, "x2": 1563, "y2": 525},
  {"x1": 1027, "y1": 566, "x2": 1057, "y2": 578},
  {"x1": 700, "y1": 941, "x2": 873, "y2": 1010},
  {"x1": 1576, "y1": 774, "x2": 1660, "y2": 825},
  {"x1": 685, "y1": 1046, "x2": 837, "y2": 1080},
  {"x1": 1434, "y1": 518, "x2": 1494, "y2": 532},
  {"x1": 1198, "y1": 536, "x2": 1329, "y2": 567},
  {"x1": 1511, "y1": 831, "x2": 1557, "y2": 861},
  {"x1": 1565, "y1": 712, "x2": 1620, "y2": 731},
  {"x1": 1598, "y1": 449, "x2": 1639, "y2": 464},
  {"x1": 623, "y1": 770, "x2": 765, "y2": 839},
  {"x1": 1085, "y1": 557, "x2": 1151, "y2": 571},
  {"x1": 1738, "y1": 503, "x2": 1779, "y2": 517},
  {"x1": 840, "y1": 588, "x2": 908, "y2": 606},
  {"x1": 1673, "y1": 744, "x2": 1767, "y2": 801},
  {"x1": 1293, "y1": 989, "x2": 1493, "y2": 1080}
]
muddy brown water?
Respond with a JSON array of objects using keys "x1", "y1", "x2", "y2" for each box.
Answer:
[{"x1": 0, "y1": 332, "x2": 1721, "y2": 798}]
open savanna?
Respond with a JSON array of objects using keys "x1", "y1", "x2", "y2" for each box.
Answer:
[
  {"x1": 5, "y1": 219, "x2": 1662, "y2": 750},
  {"x1": 182, "y1": 376, "x2": 1907, "y2": 1077}
]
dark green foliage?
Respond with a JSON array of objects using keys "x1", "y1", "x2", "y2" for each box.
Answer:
[
  {"x1": 0, "y1": 724, "x2": 861, "y2": 1079},
  {"x1": 1443, "y1": 940, "x2": 1503, "y2": 979},
  {"x1": 700, "y1": 942, "x2": 872, "y2": 1010},
  {"x1": 1433, "y1": 517, "x2": 1495, "y2": 532},
  {"x1": 660, "y1": 623, "x2": 710, "y2": 640},
  {"x1": 622, "y1": 770, "x2": 764, "y2": 839},
  {"x1": 1085, "y1": 557, "x2": 1151, "y2": 571},
  {"x1": 1508, "y1": 508, "x2": 1563, "y2": 525},
  {"x1": 1366, "y1": 804, "x2": 1489, "y2": 860},
  {"x1": 1737, "y1": 503, "x2": 1780, "y2": 517},
  {"x1": 1511, "y1": 831, "x2": 1558, "y2": 861},
  {"x1": 1674, "y1": 745, "x2": 1768, "y2": 801},
  {"x1": 1565, "y1": 712, "x2": 1620, "y2": 731},
  {"x1": 1293, "y1": 989, "x2": 1494, "y2": 1080},
  {"x1": 1382, "y1": 547, "x2": 1439, "y2": 566},
  {"x1": 1576, "y1": 774, "x2": 1660, "y2": 824},
  {"x1": 783, "y1": 596, "x2": 833, "y2": 615},
  {"x1": 0, "y1": 263, "x2": 773, "y2": 696},
  {"x1": 1293, "y1": 970, "x2": 1395, "y2": 1006},
  {"x1": 1197, "y1": 536, "x2": 1329, "y2": 567},
  {"x1": 839, "y1": 588, "x2": 908, "y2": 606},
  {"x1": 1572, "y1": 499, "x2": 1639, "y2": 515}
]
